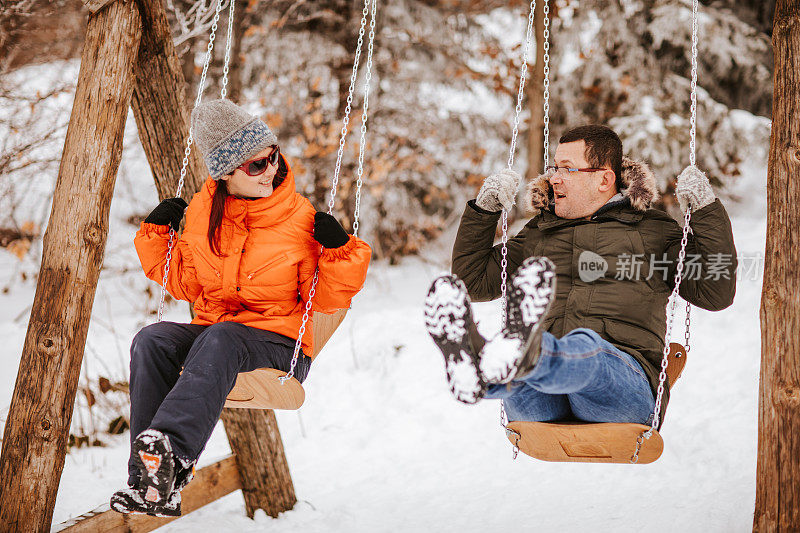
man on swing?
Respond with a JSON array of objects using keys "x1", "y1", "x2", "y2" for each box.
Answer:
[{"x1": 424, "y1": 125, "x2": 736, "y2": 427}]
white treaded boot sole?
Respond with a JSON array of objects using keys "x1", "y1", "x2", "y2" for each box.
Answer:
[
  {"x1": 480, "y1": 257, "x2": 556, "y2": 384},
  {"x1": 131, "y1": 429, "x2": 176, "y2": 507},
  {"x1": 424, "y1": 275, "x2": 486, "y2": 404}
]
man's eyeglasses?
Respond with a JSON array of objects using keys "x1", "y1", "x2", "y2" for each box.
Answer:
[
  {"x1": 546, "y1": 165, "x2": 608, "y2": 176},
  {"x1": 236, "y1": 146, "x2": 280, "y2": 176}
]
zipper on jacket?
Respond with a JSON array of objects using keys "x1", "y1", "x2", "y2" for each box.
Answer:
[{"x1": 247, "y1": 252, "x2": 289, "y2": 280}]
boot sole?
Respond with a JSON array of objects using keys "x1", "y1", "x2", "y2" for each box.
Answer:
[
  {"x1": 424, "y1": 275, "x2": 486, "y2": 404},
  {"x1": 481, "y1": 257, "x2": 556, "y2": 383},
  {"x1": 132, "y1": 429, "x2": 176, "y2": 507},
  {"x1": 110, "y1": 488, "x2": 181, "y2": 517}
]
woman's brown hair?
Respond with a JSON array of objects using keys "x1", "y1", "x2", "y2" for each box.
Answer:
[{"x1": 207, "y1": 152, "x2": 289, "y2": 255}]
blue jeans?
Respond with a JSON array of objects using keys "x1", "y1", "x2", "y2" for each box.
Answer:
[{"x1": 485, "y1": 328, "x2": 655, "y2": 424}]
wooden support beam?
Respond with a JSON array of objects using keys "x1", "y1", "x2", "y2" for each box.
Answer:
[
  {"x1": 0, "y1": 1, "x2": 142, "y2": 530},
  {"x1": 54, "y1": 455, "x2": 242, "y2": 532},
  {"x1": 220, "y1": 409, "x2": 297, "y2": 518},
  {"x1": 753, "y1": 0, "x2": 800, "y2": 531},
  {"x1": 131, "y1": 0, "x2": 207, "y2": 202}
]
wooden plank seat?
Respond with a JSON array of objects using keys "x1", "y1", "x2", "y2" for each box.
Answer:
[
  {"x1": 504, "y1": 343, "x2": 687, "y2": 464},
  {"x1": 223, "y1": 309, "x2": 349, "y2": 410}
]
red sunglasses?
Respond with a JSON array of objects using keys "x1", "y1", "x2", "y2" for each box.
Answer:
[{"x1": 236, "y1": 146, "x2": 280, "y2": 176}]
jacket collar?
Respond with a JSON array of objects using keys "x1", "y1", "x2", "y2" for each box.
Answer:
[
  {"x1": 200, "y1": 160, "x2": 301, "y2": 230},
  {"x1": 536, "y1": 198, "x2": 644, "y2": 231}
]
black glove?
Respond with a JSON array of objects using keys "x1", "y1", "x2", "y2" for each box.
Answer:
[
  {"x1": 144, "y1": 197, "x2": 188, "y2": 232},
  {"x1": 313, "y1": 212, "x2": 349, "y2": 248}
]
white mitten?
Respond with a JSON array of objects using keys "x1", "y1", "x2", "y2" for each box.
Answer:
[
  {"x1": 675, "y1": 165, "x2": 715, "y2": 212},
  {"x1": 476, "y1": 169, "x2": 522, "y2": 212}
]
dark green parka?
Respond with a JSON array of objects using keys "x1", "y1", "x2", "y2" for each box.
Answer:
[{"x1": 452, "y1": 159, "x2": 737, "y2": 420}]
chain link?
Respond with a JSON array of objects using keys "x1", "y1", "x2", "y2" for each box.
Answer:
[
  {"x1": 283, "y1": 0, "x2": 377, "y2": 382},
  {"x1": 498, "y1": 0, "x2": 538, "y2": 455},
  {"x1": 506, "y1": 0, "x2": 536, "y2": 171},
  {"x1": 219, "y1": 0, "x2": 236, "y2": 100},
  {"x1": 328, "y1": 0, "x2": 371, "y2": 215},
  {"x1": 689, "y1": 0, "x2": 699, "y2": 168},
  {"x1": 542, "y1": 0, "x2": 551, "y2": 171},
  {"x1": 500, "y1": 0, "x2": 537, "y2": 323},
  {"x1": 158, "y1": 229, "x2": 177, "y2": 322},
  {"x1": 632, "y1": 0, "x2": 698, "y2": 462},
  {"x1": 684, "y1": 300, "x2": 691, "y2": 353},
  {"x1": 158, "y1": 0, "x2": 227, "y2": 322},
  {"x1": 500, "y1": 210, "x2": 509, "y2": 328},
  {"x1": 500, "y1": 400, "x2": 520, "y2": 459},
  {"x1": 352, "y1": 0, "x2": 377, "y2": 238}
]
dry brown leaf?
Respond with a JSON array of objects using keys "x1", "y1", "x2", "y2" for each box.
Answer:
[
  {"x1": 84, "y1": 388, "x2": 96, "y2": 408},
  {"x1": 7, "y1": 239, "x2": 30, "y2": 260},
  {"x1": 20, "y1": 221, "x2": 38, "y2": 235}
]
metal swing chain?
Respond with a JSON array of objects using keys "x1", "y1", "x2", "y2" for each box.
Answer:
[
  {"x1": 220, "y1": 0, "x2": 236, "y2": 100},
  {"x1": 352, "y1": 0, "x2": 377, "y2": 238},
  {"x1": 632, "y1": 0, "x2": 698, "y2": 463},
  {"x1": 501, "y1": 0, "x2": 537, "y2": 322},
  {"x1": 328, "y1": 0, "x2": 372, "y2": 216},
  {"x1": 281, "y1": 0, "x2": 377, "y2": 384},
  {"x1": 158, "y1": 0, "x2": 231, "y2": 322},
  {"x1": 542, "y1": 0, "x2": 551, "y2": 173},
  {"x1": 683, "y1": 0, "x2": 698, "y2": 356},
  {"x1": 500, "y1": 0, "x2": 541, "y2": 459}
]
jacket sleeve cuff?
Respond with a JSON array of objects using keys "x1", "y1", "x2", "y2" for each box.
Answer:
[
  {"x1": 139, "y1": 221, "x2": 171, "y2": 235},
  {"x1": 467, "y1": 199, "x2": 501, "y2": 215},
  {"x1": 688, "y1": 198, "x2": 728, "y2": 227},
  {"x1": 321, "y1": 234, "x2": 361, "y2": 260}
]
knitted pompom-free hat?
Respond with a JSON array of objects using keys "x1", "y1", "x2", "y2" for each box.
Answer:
[{"x1": 190, "y1": 99, "x2": 278, "y2": 180}]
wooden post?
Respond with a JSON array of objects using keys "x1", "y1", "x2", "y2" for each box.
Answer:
[
  {"x1": 130, "y1": 0, "x2": 207, "y2": 202},
  {"x1": 754, "y1": 1, "x2": 800, "y2": 531},
  {"x1": 130, "y1": 0, "x2": 299, "y2": 520},
  {"x1": 0, "y1": 2, "x2": 142, "y2": 530},
  {"x1": 220, "y1": 409, "x2": 297, "y2": 518},
  {"x1": 525, "y1": 0, "x2": 546, "y2": 180}
]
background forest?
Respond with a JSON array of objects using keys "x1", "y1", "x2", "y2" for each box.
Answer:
[{"x1": 1, "y1": 0, "x2": 774, "y2": 262}]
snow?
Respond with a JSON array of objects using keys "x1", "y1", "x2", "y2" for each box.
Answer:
[{"x1": 0, "y1": 206, "x2": 765, "y2": 532}]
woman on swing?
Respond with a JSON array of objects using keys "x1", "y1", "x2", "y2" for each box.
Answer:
[{"x1": 111, "y1": 99, "x2": 371, "y2": 517}]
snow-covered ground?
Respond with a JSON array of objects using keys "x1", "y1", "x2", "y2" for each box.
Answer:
[{"x1": 0, "y1": 182, "x2": 765, "y2": 531}]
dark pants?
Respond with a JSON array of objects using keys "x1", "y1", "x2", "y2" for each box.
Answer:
[{"x1": 127, "y1": 321, "x2": 311, "y2": 485}]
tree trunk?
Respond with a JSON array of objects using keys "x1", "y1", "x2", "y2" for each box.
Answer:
[
  {"x1": 131, "y1": 0, "x2": 207, "y2": 202},
  {"x1": 0, "y1": 2, "x2": 142, "y2": 530},
  {"x1": 754, "y1": 1, "x2": 800, "y2": 531},
  {"x1": 220, "y1": 409, "x2": 297, "y2": 518},
  {"x1": 225, "y1": 0, "x2": 249, "y2": 104},
  {"x1": 525, "y1": 0, "x2": 546, "y2": 181}
]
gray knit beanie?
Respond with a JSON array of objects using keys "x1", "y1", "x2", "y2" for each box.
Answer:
[{"x1": 191, "y1": 99, "x2": 278, "y2": 180}]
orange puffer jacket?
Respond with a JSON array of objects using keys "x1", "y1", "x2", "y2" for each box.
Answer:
[{"x1": 134, "y1": 163, "x2": 371, "y2": 357}]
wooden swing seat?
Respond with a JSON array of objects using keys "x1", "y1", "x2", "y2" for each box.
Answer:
[
  {"x1": 223, "y1": 308, "x2": 349, "y2": 410},
  {"x1": 505, "y1": 342, "x2": 687, "y2": 464}
]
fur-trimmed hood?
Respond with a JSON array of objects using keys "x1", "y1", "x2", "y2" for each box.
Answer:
[{"x1": 524, "y1": 156, "x2": 660, "y2": 216}]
